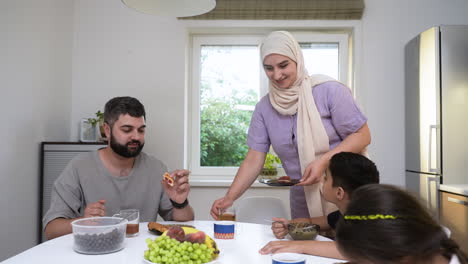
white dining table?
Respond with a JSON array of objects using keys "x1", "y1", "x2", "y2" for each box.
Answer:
[{"x1": 2, "y1": 221, "x2": 345, "y2": 264}]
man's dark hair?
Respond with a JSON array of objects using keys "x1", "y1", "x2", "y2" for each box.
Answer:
[
  {"x1": 329, "y1": 152, "x2": 379, "y2": 196},
  {"x1": 104, "y1": 96, "x2": 146, "y2": 127}
]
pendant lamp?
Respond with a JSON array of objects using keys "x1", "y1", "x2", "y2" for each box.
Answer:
[{"x1": 122, "y1": 0, "x2": 216, "y2": 17}]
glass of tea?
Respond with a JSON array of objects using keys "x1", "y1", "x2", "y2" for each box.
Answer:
[
  {"x1": 218, "y1": 206, "x2": 236, "y2": 221},
  {"x1": 114, "y1": 209, "x2": 139, "y2": 237}
]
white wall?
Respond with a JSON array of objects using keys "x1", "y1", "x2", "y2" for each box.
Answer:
[
  {"x1": 360, "y1": 0, "x2": 468, "y2": 185},
  {"x1": 70, "y1": 0, "x2": 187, "y2": 169},
  {"x1": 0, "y1": 0, "x2": 74, "y2": 261},
  {"x1": 2, "y1": 0, "x2": 468, "y2": 261}
]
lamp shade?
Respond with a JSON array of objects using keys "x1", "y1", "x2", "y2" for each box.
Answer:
[{"x1": 122, "y1": 0, "x2": 216, "y2": 17}]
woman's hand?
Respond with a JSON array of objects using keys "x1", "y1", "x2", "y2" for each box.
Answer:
[
  {"x1": 297, "y1": 123, "x2": 371, "y2": 186},
  {"x1": 259, "y1": 241, "x2": 306, "y2": 255},
  {"x1": 210, "y1": 149, "x2": 266, "y2": 220},
  {"x1": 298, "y1": 156, "x2": 328, "y2": 186},
  {"x1": 210, "y1": 196, "x2": 234, "y2": 220}
]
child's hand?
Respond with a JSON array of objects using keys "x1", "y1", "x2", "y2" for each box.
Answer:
[
  {"x1": 271, "y1": 217, "x2": 289, "y2": 239},
  {"x1": 259, "y1": 240, "x2": 305, "y2": 255}
]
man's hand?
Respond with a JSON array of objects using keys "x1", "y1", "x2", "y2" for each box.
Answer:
[
  {"x1": 83, "y1": 199, "x2": 106, "y2": 218},
  {"x1": 162, "y1": 169, "x2": 190, "y2": 204},
  {"x1": 271, "y1": 217, "x2": 289, "y2": 239}
]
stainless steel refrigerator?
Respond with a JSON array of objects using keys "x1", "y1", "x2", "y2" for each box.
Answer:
[{"x1": 405, "y1": 25, "x2": 468, "y2": 218}]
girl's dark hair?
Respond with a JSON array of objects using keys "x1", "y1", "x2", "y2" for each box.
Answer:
[
  {"x1": 104, "y1": 96, "x2": 146, "y2": 127},
  {"x1": 329, "y1": 152, "x2": 379, "y2": 196},
  {"x1": 336, "y1": 184, "x2": 467, "y2": 264}
]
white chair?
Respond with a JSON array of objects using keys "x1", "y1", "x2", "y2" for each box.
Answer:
[{"x1": 235, "y1": 196, "x2": 289, "y2": 224}]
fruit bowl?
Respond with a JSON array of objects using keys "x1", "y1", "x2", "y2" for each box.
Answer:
[
  {"x1": 144, "y1": 226, "x2": 219, "y2": 264},
  {"x1": 71, "y1": 216, "x2": 127, "y2": 254},
  {"x1": 143, "y1": 257, "x2": 218, "y2": 264},
  {"x1": 147, "y1": 222, "x2": 195, "y2": 235}
]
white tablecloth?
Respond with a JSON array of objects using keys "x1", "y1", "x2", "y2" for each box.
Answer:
[{"x1": 2, "y1": 221, "x2": 345, "y2": 264}]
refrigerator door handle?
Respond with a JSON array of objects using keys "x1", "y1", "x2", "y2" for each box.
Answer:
[
  {"x1": 426, "y1": 175, "x2": 440, "y2": 214},
  {"x1": 428, "y1": 125, "x2": 440, "y2": 173}
]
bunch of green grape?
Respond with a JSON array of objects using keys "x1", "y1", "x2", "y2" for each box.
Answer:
[{"x1": 144, "y1": 236, "x2": 215, "y2": 264}]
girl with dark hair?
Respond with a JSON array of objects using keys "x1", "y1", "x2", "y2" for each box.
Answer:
[{"x1": 336, "y1": 184, "x2": 467, "y2": 264}]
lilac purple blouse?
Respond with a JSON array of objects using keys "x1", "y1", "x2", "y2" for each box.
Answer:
[{"x1": 247, "y1": 81, "x2": 367, "y2": 218}]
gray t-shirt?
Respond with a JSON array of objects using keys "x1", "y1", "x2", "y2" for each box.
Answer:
[{"x1": 42, "y1": 150, "x2": 173, "y2": 229}]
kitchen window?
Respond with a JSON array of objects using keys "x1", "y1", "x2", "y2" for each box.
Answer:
[{"x1": 188, "y1": 32, "x2": 350, "y2": 179}]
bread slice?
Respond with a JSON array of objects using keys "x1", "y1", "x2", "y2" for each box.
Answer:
[{"x1": 163, "y1": 172, "x2": 174, "y2": 186}]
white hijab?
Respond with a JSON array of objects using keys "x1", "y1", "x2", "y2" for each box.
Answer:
[{"x1": 260, "y1": 31, "x2": 336, "y2": 217}]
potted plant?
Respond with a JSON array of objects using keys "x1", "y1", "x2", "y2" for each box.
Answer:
[
  {"x1": 87, "y1": 110, "x2": 106, "y2": 141},
  {"x1": 260, "y1": 153, "x2": 281, "y2": 177}
]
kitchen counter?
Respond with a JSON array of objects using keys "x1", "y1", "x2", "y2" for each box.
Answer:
[{"x1": 439, "y1": 184, "x2": 468, "y2": 196}]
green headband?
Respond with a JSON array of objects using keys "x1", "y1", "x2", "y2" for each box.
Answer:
[{"x1": 344, "y1": 214, "x2": 398, "y2": 220}]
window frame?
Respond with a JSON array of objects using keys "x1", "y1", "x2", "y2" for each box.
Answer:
[
  {"x1": 187, "y1": 31, "x2": 352, "y2": 180},
  {"x1": 189, "y1": 35, "x2": 264, "y2": 178},
  {"x1": 294, "y1": 32, "x2": 349, "y2": 86}
]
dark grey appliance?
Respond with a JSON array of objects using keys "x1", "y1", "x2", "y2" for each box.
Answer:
[{"x1": 40, "y1": 142, "x2": 106, "y2": 242}]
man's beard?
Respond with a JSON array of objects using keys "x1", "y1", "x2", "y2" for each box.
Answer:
[{"x1": 109, "y1": 132, "x2": 144, "y2": 158}]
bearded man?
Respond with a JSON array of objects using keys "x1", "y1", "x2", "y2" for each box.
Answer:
[{"x1": 43, "y1": 97, "x2": 194, "y2": 239}]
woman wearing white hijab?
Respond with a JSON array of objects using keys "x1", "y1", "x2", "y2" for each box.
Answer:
[{"x1": 210, "y1": 31, "x2": 370, "y2": 219}]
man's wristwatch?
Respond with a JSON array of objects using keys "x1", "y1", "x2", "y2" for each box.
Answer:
[{"x1": 170, "y1": 198, "x2": 189, "y2": 209}]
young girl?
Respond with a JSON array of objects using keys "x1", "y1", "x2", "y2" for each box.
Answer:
[{"x1": 336, "y1": 184, "x2": 467, "y2": 264}]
